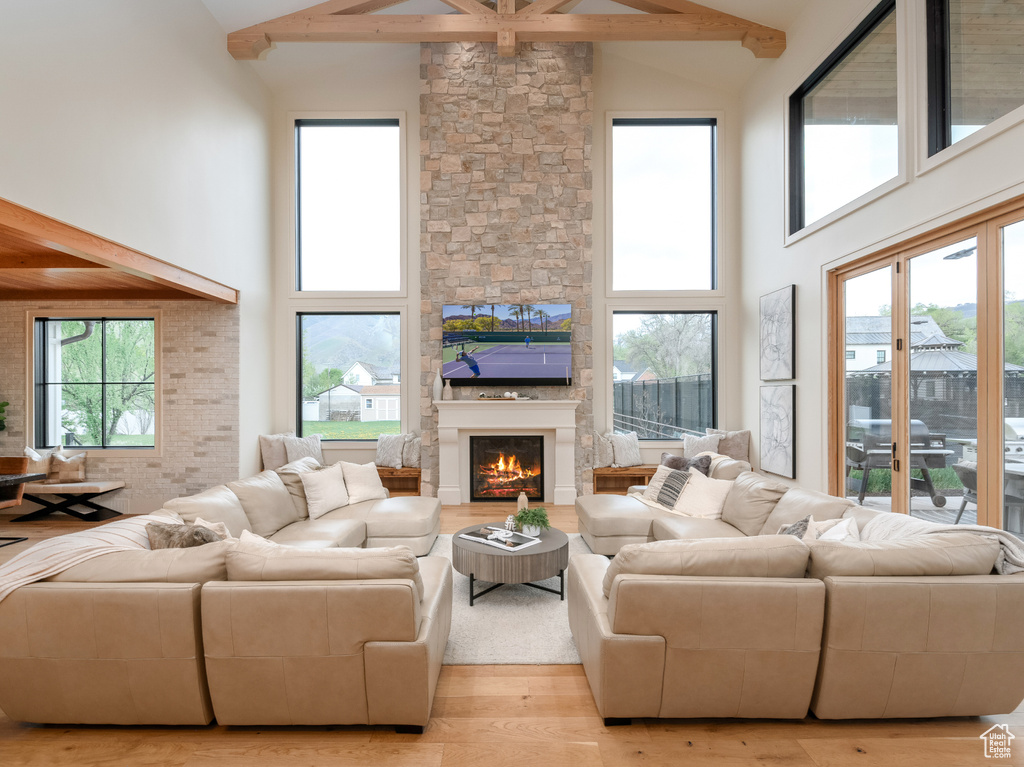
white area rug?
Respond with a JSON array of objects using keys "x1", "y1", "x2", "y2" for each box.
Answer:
[{"x1": 428, "y1": 533, "x2": 590, "y2": 665}]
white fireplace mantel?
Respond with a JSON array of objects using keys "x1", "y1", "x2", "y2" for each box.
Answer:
[{"x1": 435, "y1": 399, "x2": 580, "y2": 506}]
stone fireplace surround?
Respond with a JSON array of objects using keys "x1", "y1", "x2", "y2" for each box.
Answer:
[{"x1": 435, "y1": 400, "x2": 580, "y2": 505}]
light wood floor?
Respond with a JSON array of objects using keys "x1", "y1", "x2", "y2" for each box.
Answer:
[{"x1": 1, "y1": 503, "x2": 1022, "y2": 766}]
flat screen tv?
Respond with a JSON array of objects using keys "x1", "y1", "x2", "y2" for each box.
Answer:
[{"x1": 441, "y1": 304, "x2": 572, "y2": 386}]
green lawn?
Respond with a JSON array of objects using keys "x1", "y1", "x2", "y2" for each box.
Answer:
[
  {"x1": 848, "y1": 467, "x2": 963, "y2": 494},
  {"x1": 303, "y1": 420, "x2": 401, "y2": 440}
]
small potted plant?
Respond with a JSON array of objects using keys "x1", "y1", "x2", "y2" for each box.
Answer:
[{"x1": 516, "y1": 506, "x2": 550, "y2": 537}]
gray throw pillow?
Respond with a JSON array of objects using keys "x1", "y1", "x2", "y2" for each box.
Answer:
[
  {"x1": 682, "y1": 433, "x2": 721, "y2": 459},
  {"x1": 146, "y1": 522, "x2": 223, "y2": 550},
  {"x1": 660, "y1": 452, "x2": 712, "y2": 476},
  {"x1": 706, "y1": 428, "x2": 752, "y2": 462},
  {"x1": 779, "y1": 514, "x2": 812, "y2": 539}
]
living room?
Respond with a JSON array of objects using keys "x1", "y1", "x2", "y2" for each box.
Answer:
[{"x1": 2, "y1": 0, "x2": 1024, "y2": 764}]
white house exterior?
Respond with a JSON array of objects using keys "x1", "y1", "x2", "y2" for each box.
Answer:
[
  {"x1": 342, "y1": 361, "x2": 400, "y2": 387},
  {"x1": 845, "y1": 316, "x2": 945, "y2": 371},
  {"x1": 359, "y1": 384, "x2": 400, "y2": 423}
]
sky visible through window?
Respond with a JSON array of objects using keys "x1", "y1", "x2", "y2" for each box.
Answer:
[
  {"x1": 298, "y1": 123, "x2": 400, "y2": 292},
  {"x1": 613, "y1": 123, "x2": 713, "y2": 291}
]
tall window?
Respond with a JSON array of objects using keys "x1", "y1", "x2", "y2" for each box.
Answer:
[
  {"x1": 927, "y1": 0, "x2": 1024, "y2": 154},
  {"x1": 295, "y1": 119, "x2": 401, "y2": 292},
  {"x1": 611, "y1": 312, "x2": 716, "y2": 439},
  {"x1": 34, "y1": 318, "x2": 156, "y2": 449},
  {"x1": 611, "y1": 118, "x2": 716, "y2": 291},
  {"x1": 789, "y1": 0, "x2": 898, "y2": 232},
  {"x1": 297, "y1": 313, "x2": 402, "y2": 441}
]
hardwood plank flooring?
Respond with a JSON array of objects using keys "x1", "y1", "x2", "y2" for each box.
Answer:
[{"x1": 1, "y1": 503, "x2": 1022, "y2": 766}]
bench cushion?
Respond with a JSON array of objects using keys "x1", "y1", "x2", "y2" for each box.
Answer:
[{"x1": 22, "y1": 481, "x2": 125, "y2": 494}]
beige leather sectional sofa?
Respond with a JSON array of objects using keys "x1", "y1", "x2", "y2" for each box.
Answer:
[
  {"x1": 0, "y1": 459, "x2": 450, "y2": 730},
  {"x1": 571, "y1": 470, "x2": 1024, "y2": 722}
]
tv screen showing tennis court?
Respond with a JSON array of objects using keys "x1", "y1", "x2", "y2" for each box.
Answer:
[{"x1": 441, "y1": 304, "x2": 572, "y2": 384}]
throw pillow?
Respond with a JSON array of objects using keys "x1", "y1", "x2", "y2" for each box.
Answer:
[
  {"x1": 340, "y1": 461, "x2": 388, "y2": 504},
  {"x1": 300, "y1": 462, "x2": 350, "y2": 519},
  {"x1": 816, "y1": 517, "x2": 860, "y2": 542},
  {"x1": 705, "y1": 428, "x2": 751, "y2": 462},
  {"x1": 643, "y1": 464, "x2": 675, "y2": 501},
  {"x1": 258, "y1": 431, "x2": 295, "y2": 471},
  {"x1": 24, "y1": 446, "x2": 51, "y2": 476},
  {"x1": 607, "y1": 432, "x2": 643, "y2": 468},
  {"x1": 671, "y1": 469, "x2": 734, "y2": 519},
  {"x1": 46, "y1": 451, "x2": 86, "y2": 483},
  {"x1": 375, "y1": 433, "x2": 406, "y2": 469},
  {"x1": 146, "y1": 522, "x2": 223, "y2": 550},
  {"x1": 193, "y1": 516, "x2": 233, "y2": 540},
  {"x1": 655, "y1": 468, "x2": 692, "y2": 508},
  {"x1": 402, "y1": 435, "x2": 422, "y2": 468},
  {"x1": 227, "y1": 470, "x2": 298, "y2": 538},
  {"x1": 284, "y1": 434, "x2": 324, "y2": 464},
  {"x1": 682, "y1": 433, "x2": 720, "y2": 459},
  {"x1": 593, "y1": 432, "x2": 614, "y2": 469},
  {"x1": 275, "y1": 456, "x2": 322, "y2": 519},
  {"x1": 779, "y1": 514, "x2": 812, "y2": 540},
  {"x1": 163, "y1": 485, "x2": 253, "y2": 539},
  {"x1": 660, "y1": 452, "x2": 713, "y2": 476}
]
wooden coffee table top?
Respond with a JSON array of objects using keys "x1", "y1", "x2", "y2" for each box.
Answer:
[{"x1": 451, "y1": 524, "x2": 569, "y2": 585}]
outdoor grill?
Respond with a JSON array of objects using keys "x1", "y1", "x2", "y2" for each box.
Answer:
[{"x1": 845, "y1": 418, "x2": 952, "y2": 506}]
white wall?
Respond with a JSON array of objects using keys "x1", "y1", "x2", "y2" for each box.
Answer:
[
  {"x1": 0, "y1": 0, "x2": 274, "y2": 476},
  {"x1": 738, "y1": 0, "x2": 1024, "y2": 489}
]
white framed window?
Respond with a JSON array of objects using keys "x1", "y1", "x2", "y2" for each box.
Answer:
[
  {"x1": 296, "y1": 312, "x2": 402, "y2": 441},
  {"x1": 33, "y1": 316, "x2": 157, "y2": 449},
  {"x1": 846, "y1": 350, "x2": 856, "y2": 360},
  {"x1": 295, "y1": 118, "x2": 403, "y2": 293},
  {"x1": 610, "y1": 117, "x2": 718, "y2": 292}
]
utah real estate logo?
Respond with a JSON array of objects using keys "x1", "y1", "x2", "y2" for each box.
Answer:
[{"x1": 980, "y1": 724, "x2": 1014, "y2": 759}]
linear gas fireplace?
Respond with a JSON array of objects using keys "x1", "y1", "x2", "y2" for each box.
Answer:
[{"x1": 469, "y1": 435, "x2": 544, "y2": 502}]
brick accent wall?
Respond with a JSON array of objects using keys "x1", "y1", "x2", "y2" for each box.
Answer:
[
  {"x1": 419, "y1": 41, "x2": 594, "y2": 496},
  {"x1": 0, "y1": 300, "x2": 239, "y2": 513}
]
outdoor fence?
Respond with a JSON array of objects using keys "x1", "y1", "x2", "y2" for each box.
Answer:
[{"x1": 612, "y1": 374, "x2": 714, "y2": 439}]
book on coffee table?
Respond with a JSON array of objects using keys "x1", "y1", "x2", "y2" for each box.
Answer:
[{"x1": 458, "y1": 527, "x2": 542, "y2": 552}]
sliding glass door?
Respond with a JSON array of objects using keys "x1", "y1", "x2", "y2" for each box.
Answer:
[
  {"x1": 842, "y1": 266, "x2": 894, "y2": 511},
  {"x1": 829, "y1": 201, "x2": 1024, "y2": 536}
]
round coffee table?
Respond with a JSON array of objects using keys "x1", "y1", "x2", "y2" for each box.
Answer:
[{"x1": 451, "y1": 524, "x2": 570, "y2": 606}]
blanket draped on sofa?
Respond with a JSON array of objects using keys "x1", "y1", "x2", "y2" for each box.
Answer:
[{"x1": 0, "y1": 512, "x2": 179, "y2": 602}]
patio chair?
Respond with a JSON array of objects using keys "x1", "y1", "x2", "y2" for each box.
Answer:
[{"x1": 951, "y1": 462, "x2": 977, "y2": 525}]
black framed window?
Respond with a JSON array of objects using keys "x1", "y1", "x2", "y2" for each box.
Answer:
[
  {"x1": 789, "y1": 0, "x2": 898, "y2": 233},
  {"x1": 295, "y1": 119, "x2": 401, "y2": 292},
  {"x1": 34, "y1": 318, "x2": 156, "y2": 449},
  {"x1": 927, "y1": 0, "x2": 1024, "y2": 155},
  {"x1": 611, "y1": 118, "x2": 717, "y2": 290},
  {"x1": 611, "y1": 312, "x2": 717, "y2": 439},
  {"x1": 297, "y1": 313, "x2": 401, "y2": 441}
]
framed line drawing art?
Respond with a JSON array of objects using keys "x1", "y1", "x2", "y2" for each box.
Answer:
[
  {"x1": 760, "y1": 284, "x2": 795, "y2": 380},
  {"x1": 760, "y1": 384, "x2": 795, "y2": 479}
]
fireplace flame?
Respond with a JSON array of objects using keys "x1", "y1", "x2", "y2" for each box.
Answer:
[{"x1": 480, "y1": 452, "x2": 537, "y2": 485}]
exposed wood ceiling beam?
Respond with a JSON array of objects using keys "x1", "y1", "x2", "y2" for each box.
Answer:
[
  {"x1": 0, "y1": 253, "x2": 104, "y2": 269},
  {"x1": 227, "y1": 0, "x2": 785, "y2": 60},
  {"x1": 0, "y1": 197, "x2": 238, "y2": 304}
]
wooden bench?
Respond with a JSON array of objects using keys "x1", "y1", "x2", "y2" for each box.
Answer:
[
  {"x1": 15, "y1": 481, "x2": 126, "y2": 522},
  {"x1": 376, "y1": 467, "x2": 422, "y2": 497},
  {"x1": 592, "y1": 466, "x2": 659, "y2": 495}
]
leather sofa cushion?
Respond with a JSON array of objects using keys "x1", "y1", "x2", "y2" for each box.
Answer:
[
  {"x1": 46, "y1": 539, "x2": 234, "y2": 583},
  {"x1": 720, "y1": 472, "x2": 790, "y2": 536},
  {"x1": 602, "y1": 535, "x2": 810, "y2": 597},
  {"x1": 335, "y1": 496, "x2": 442, "y2": 538},
  {"x1": 576, "y1": 494, "x2": 656, "y2": 538},
  {"x1": 228, "y1": 471, "x2": 298, "y2": 538},
  {"x1": 759, "y1": 487, "x2": 855, "y2": 535},
  {"x1": 843, "y1": 505, "x2": 883, "y2": 531},
  {"x1": 275, "y1": 456, "x2": 321, "y2": 519},
  {"x1": 164, "y1": 485, "x2": 252, "y2": 539},
  {"x1": 269, "y1": 517, "x2": 366, "y2": 548},
  {"x1": 227, "y1": 534, "x2": 424, "y2": 599},
  {"x1": 652, "y1": 516, "x2": 746, "y2": 541},
  {"x1": 709, "y1": 456, "x2": 752, "y2": 480},
  {"x1": 807, "y1": 534, "x2": 1000, "y2": 580}
]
